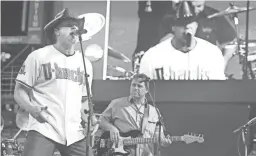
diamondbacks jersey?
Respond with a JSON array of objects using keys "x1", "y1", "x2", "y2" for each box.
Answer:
[
  {"x1": 15, "y1": 45, "x2": 93, "y2": 145},
  {"x1": 139, "y1": 37, "x2": 226, "y2": 80}
]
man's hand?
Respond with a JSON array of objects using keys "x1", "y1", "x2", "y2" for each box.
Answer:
[
  {"x1": 81, "y1": 114, "x2": 100, "y2": 135},
  {"x1": 160, "y1": 135, "x2": 172, "y2": 147},
  {"x1": 28, "y1": 106, "x2": 49, "y2": 123},
  {"x1": 110, "y1": 127, "x2": 120, "y2": 143}
]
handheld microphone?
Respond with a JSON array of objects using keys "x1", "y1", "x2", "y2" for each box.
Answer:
[
  {"x1": 185, "y1": 32, "x2": 192, "y2": 47},
  {"x1": 70, "y1": 29, "x2": 87, "y2": 36}
]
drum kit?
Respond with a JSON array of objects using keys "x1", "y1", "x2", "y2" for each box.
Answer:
[
  {"x1": 207, "y1": 1, "x2": 256, "y2": 80},
  {"x1": 1, "y1": 115, "x2": 25, "y2": 156}
]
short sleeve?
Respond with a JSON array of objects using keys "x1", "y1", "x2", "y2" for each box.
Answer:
[
  {"x1": 100, "y1": 100, "x2": 116, "y2": 123},
  {"x1": 139, "y1": 52, "x2": 154, "y2": 79},
  {"x1": 82, "y1": 59, "x2": 93, "y2": 97},
  {"x1": 15, "y1": 53, "x2": 39, "y2": 88}
]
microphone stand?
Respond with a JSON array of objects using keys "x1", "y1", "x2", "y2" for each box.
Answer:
[
  {"x1": 234, "y1": 125, "x2": 249, "y2": 156},
  {"x1": 233, "y1": 117, "x2": 256, "y2": 156},
  {"x1": 78, "y1": 33, "x2": 94, "y2": 156},
  {"x1": 148, "y1": 90, "x2": 167, "y2": 156}
]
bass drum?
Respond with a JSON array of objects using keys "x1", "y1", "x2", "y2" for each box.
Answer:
[{"x1": 225, "y1": 52, "x2": 256, "y2": 80}]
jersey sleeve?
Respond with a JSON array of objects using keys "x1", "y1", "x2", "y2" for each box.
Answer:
[
  {"x1": 15, "y1": 53, "x2": 40, "y2": 88},
  {"x1": 139, "y1": 51, "x2": 154, "y2": 79},
  {"x1": 208, "y1": 46, "x2": 226, "y2": 80},
  {"x1": 82, "y1": 59, "x2": 93, "y2": 97}
]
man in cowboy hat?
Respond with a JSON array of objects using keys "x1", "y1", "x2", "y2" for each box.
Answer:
[
  {"x1": 134, "y1": 0, "x2": 236, "y2": 70},
  {"x1": 159, "y1": 0, "x2": 237, "y2": 68},
  {"x1": 139, "y1": 1, "x2": 226, "y2": 80},
  {"x1": 14, "y1": 8, "x2": 98, "y2": 156}
]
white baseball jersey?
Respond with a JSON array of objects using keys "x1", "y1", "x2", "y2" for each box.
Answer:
[
  {"x1": 15, "y1": 45, "x2": 93, "y2": 145},
  {"x1": 139, "y1": 37, "x2": 226, "y2": 80}
]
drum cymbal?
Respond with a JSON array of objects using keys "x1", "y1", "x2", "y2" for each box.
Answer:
[
  {"x1": 107, "y1": 64, "x2": 127, "y2": 73},
  {"x1": 208, "y1": 5, "x2": 256, "y2": 19},
  {"x1": 77, "y1": 13, "x2": 105, "y2": 41},
  {"x1": 84, "y1": 44, "x2": 103, "y2": 62},
  {"x1": 108, "y1": 46, "x2": 131, "y2": 63}
]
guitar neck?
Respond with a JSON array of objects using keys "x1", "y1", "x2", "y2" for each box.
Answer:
[{"x1": 123, "y1": 136, "x2": 182, "y2": 145}]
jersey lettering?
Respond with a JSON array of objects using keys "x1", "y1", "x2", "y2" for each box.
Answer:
[
  {"x1": 42, "y1": 63, "x2": 52, "y2": 80},
  {"x1": 155, "y1": 67, "x2": 164, "y2": 80},
  {"x1": 42, "y1": 62, "x2": 88, "y2": 85},
  {"x1": 154, "y1": 67, "x2": 210, "y2": 80},
  {"x1": 18, "y1": 64, "x2": 26, "y2": 75}
]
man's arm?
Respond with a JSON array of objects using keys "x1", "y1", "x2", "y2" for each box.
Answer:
[
  {"x1": 14, "y1": 52, "x2": 49, "y2": 123},
  {"x1": 99, "y1": 101, "x2": 118, "y2": 131},
  {"x1": 99, "y1": 101, "x2": 120, "y2": 142},
  {"x1": 99, "y1": 116, "x2": 119, "y2": 132},
  {"x1": 14, "y1": 83, "x2": 36, "y2": 113}
]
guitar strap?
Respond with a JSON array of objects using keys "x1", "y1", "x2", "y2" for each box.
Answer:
[
  {"x1": 135, "y1": 104, "x2": 149, "y2": 156},
  {"x1": 141, "y1": 104, "x2": 149, "y2": 135}
]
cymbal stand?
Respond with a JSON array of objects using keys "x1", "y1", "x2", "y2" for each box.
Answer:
[
  {"x1": 229, "y1": 1, "x2": 254, "y2": 79},
  {"x1": 244, "y1": 0, "x2": 255, "y2": 79},
  {"x1": 229, "y1": 2, "x2": 242, "y2": 63}
]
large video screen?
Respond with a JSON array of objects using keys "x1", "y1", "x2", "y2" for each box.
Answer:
[
  {"x1": 58, "y1": 1, "x2": 256, "y2": 80},
  {"x1": 104, "y1": 1, "x2": 256, "y2": 80}
]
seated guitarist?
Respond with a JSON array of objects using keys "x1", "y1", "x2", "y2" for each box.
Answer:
[{"x1": 99, "y1": 73, "x2": 172, "y2": 156}]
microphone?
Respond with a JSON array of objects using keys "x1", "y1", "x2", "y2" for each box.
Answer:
[
  {"x1": 70, "y1": 29, "x2": 87, "y2": 36},
  {"x1": 245, "y1": 117, "x2": 256, "y2": 127},
  {"x1": 185, "y1": 32, "x2": 192, "y2": 47}
]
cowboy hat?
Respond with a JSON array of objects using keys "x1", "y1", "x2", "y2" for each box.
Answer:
[
  {"x1": 44, "y1": 8, "x2": 84, "y2": 33},
  {"x1": 162, "y1": 0, "x2": 197, "y2": 28}
]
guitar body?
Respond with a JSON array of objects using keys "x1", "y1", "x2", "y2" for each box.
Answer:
[
  {"x1": 94, "y1": 130, "x2": 143, "y2": 156},
  {"x1": 93, "y1": 130, "x2": 205, "y2": 156}
]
